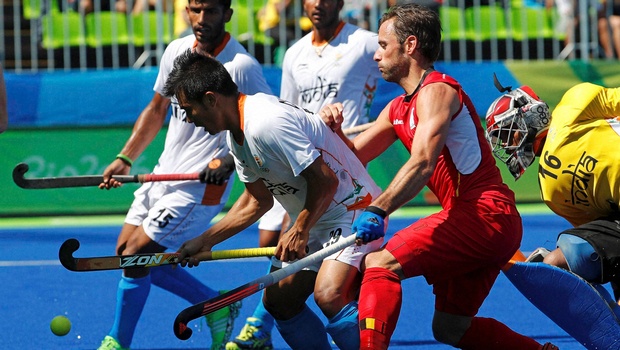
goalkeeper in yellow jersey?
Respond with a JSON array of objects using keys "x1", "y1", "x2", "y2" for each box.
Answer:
[{"x1": 485, "y1": 82, "x2": 620, "y2": 301}]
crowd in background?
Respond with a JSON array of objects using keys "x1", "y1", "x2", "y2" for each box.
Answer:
[{"x1": 5, "y1": 0, "x2": 620, "y2": 71}]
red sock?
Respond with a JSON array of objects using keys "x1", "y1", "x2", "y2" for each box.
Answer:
[
  {"x1": 456, "y1": 317, "x2": 542, "y2": 350},
  {"x1": 358, "y1": 267, "x2": 402, "y2": 350}
]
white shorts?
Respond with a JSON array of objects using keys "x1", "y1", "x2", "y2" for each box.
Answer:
[
  {"x1": 258, "y1": 200, "x2": 287, "y2": 231},
  {"x1": 125, "y1": 182, "x2": 224, "y2": 250},
  {"x1": 270, "y1": 209, "x2": 384, "y2": 272}
]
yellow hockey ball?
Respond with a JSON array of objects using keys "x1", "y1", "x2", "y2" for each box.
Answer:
[{"x1": 50, "y1": 315, "x2": 71, "y2": 336}]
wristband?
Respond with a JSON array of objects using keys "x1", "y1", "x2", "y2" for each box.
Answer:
[
  {"x1": 116, "y1": 153, "x2": 133, "y2": 167},
  {"x1": 365, "y1": 205, "x2": 387, "y2": 219}
]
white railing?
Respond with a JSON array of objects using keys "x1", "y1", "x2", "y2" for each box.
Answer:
[{"x1": 0, "y1": 0, "x2": 609, "y2": 72}]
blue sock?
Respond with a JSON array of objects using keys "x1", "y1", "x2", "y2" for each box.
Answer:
[
  {"x1": 326, "y1": 301, "x2": 360, "y2": 350},
  {"x1": 275, "y1": 304, "x2": 331, "y2": 350},
  {"x1": 251, "y1": 294, "x2": 275, "y2": 332},
  {"x1": 108, "y1": 275, "x2": 151, "y2": 348},
  {"x1": 251, "y1": 262, "x2": 275, "y2": 331},
  {"x1": 150, "y1": 264, "x2": 218, "y2": 303}
]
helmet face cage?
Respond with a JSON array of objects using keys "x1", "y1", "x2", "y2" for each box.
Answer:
[
  {"x1": 485, "y1": 86, "x2": 550, "y2": 180},
  {"x1": 486, "y1": 107, "x2": 529, "y2": 164}
]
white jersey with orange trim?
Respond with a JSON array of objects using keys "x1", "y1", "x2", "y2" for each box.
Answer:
[
  {"x1": 151, "y1": 33, "x2": 272, "y2": 203},
  {"x1": 280, "y1": 22, "x2": 381, "y2": 131},
  {"x1": 229, "y1": 93, "x2": 381, "y2": 224}
]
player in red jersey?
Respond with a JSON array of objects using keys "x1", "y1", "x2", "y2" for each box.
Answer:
[{"x1": 320, "y1": 4, "x2": 558, "y2": 349}]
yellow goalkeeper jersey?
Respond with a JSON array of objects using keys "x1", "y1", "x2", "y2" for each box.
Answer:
[{"x1": 538, "y1": 83, "x2": 620, "y2": 227}]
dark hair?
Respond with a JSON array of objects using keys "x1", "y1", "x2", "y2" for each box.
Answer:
[
  {"x1": 379, "y1": 3, "x2": 442, "y2": 62},
  {"x1": 162, "y1": 49, "x2": 238, "y2": 101},
  {"x1": 191, "y1": 0, "x2": 232, "y2": 10}
]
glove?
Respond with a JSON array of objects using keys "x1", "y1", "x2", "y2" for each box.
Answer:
[
  {"x1": 353, "y1": 206, "x2": 387, "y2": 244},
  {"x1": 199, "y1": 154, "x2": 235, "y2": 185}
]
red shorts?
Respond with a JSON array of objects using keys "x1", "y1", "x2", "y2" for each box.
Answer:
[{"x1": 386, "y1": 197, "x2": 522, "y2": 316}]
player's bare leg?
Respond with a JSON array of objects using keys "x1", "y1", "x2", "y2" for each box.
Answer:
[
  {"x1": 227, "y1": 211, "x2": 289, "y2": 350},
  {"x1": 264, "y1": 270, "x2": 332, "y2": 349},
  {"x1": 315, "y1": 259, "x2": 362, "y2": 350},
  {"x1": 102, "y1": 223, "x2": 237, "y2": 350}
]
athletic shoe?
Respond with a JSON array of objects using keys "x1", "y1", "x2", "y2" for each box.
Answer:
[
  {"x1": 206, "y1": 291, "x2": 242, "y2": 350},
  {"x1": 225, "y1": 317, "x2": 273, "y2": 350},
  {"x1": 540, "y1": 342, "x2": 559, "y2": 350},
  {"x1": 97, "y1": 335, "x2": 129, "y2": 350},
  {"x1": 526, "y1": 247, "x2": 551, "y2": 263}
]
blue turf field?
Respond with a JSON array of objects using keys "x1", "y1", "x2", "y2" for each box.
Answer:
[{"x1": 0, "y1": 209, "x2": 595, "y2": 349}]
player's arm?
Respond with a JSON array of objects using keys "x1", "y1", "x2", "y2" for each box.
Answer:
[
  {"x1": 349, "y1": 104, "x2": 398, "y2": 165},
  {"x1": 370, "y1": 83, "x2": 457, "y2": 215},
  {"x1": 100, "y1": 92, "x2": 171, "y2": 189},
  {"x1": 320, "y1": 101, "x2": 398, "y2": 166},
  {"x1": 120, "y1": 92, "x2": 171, "y2": 159},
  {"x1": 177, "y1": 180, "x2": 274, "y2": 266},
  {"x1": 276, "y1": 155, "x2": 339, "y2": 262}
]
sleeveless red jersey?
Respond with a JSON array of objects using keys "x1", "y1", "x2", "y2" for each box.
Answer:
[{"x1": 388, "y1": 71, "x2": 515, "y2": 208}]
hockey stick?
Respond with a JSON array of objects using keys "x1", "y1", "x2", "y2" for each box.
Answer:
[
  {"x1": 12, "y1": 162, "x2": 200, "y2": 189},
  {"x1": 173, "y1": 234, "x2": 358, "y2": 340},
  {"x1": 343, "y1": 122, "x2": 375, "y2": 136},
  {"x1": 59, "y1": 238, "x2": 276, "y2": 271}
]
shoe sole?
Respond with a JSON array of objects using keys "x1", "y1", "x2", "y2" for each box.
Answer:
[{"x1": 525, "y1": 248, "x2": 550, "y2": 263}]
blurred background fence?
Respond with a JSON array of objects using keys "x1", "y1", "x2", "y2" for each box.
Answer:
[{"x1": 1, "y1": 0, "x2": 616, "y2": 72}]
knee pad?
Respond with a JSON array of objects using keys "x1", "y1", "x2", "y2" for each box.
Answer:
[{"x1": 558, "y1": 234, "x2": 602, "y2": 282}]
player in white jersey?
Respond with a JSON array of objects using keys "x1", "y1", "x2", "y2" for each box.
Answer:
[
  {"x1": 95, "y1": 1, "x2": 272, "y2": 350},
  {"x1": 166, "y1": 51, "x2": 384, "y2": 350},
  {"x1": 280, "y1": 6, "x2": 380, "y2": 132},
  {"x1": 231, "y1": 2, "x2": 383, "y2": 348}
]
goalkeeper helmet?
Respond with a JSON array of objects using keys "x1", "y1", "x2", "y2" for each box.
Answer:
[{"x1": 485, "y1": 86, "x2": 550, "y2": 180}]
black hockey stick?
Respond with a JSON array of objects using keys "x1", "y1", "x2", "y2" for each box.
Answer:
[
  {"x1": 173, "y1": 234, "x2": 357, "y2": 340},
  {"x1": 12, "y1": 162, "x2": 200, "y2": 189},
  {"x1": 59, "y1": 238, "x2": 276, "y2": 271}
]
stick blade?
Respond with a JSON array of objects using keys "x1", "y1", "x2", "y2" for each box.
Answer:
[
  {"x1": 59, "y1": 238, "x2": 81, "y2": 271},
  {"x1": 173, "y1": 303, "x2": 203, "y2": 340},
  {"x1": 12, "y1": 163, "x2": 31, "y2": 189},
  {"x1": 504, "y1": 261, "x2": 620, "y2": 348},
  {"x1": 173, "y1": 282, "x2": 262, "y2": 340}
]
